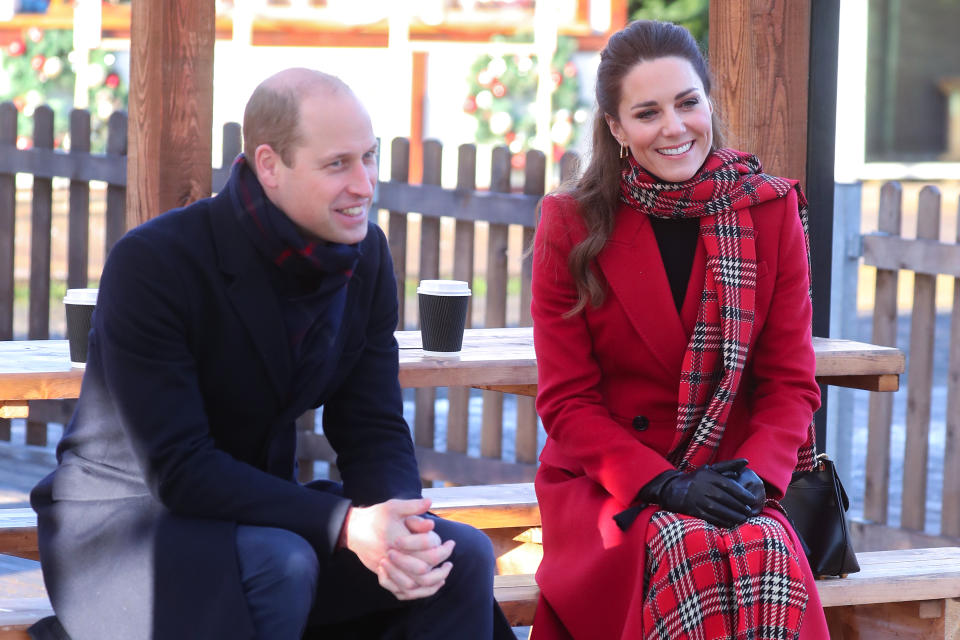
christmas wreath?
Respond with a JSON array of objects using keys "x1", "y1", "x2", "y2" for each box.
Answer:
[
  {"x1": 463, "y1": 35, "x2": 586, "y2": 168},
  {"x1": 0, "y1": 28, "x2": 128, "y2": 152}
]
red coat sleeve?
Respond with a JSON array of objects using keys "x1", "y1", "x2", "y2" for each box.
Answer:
[
  {"x1": 734, "y1": 189, "x2": 821, "y2": 496},
  {"x1": 532, "y1": 195, "x2": 674, "y2": 507}
]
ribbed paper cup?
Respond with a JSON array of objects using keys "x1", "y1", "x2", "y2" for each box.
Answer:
[
  {"x1": 417, "y1": 280, "x2": 471, "y2": 356},
  {"x1": 63, "y1": 288, "x2": 98, "y2": 368}
]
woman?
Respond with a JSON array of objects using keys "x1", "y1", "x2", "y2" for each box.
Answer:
[{"x1": 530, "y1": 20, "x2": 830, "y2": 639}]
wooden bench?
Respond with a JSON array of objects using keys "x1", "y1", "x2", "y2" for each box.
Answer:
[{"x1": 2, "y1": 486, "x2": 959, "y2": 638}]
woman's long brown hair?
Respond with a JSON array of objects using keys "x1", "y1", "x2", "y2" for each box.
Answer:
[{"x1": 561, "y1": 20, "x2": 726, "y2": 316}]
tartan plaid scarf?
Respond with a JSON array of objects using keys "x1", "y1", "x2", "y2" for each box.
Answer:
[
  {"x1": 620, "y1": 148, "x2": 817, "y2": 473},
  {"x1": 643, "y1": 511, "x2": 808, "y2": 640},
  {"x1": 229, "y1": 154, "x2": 360, "y2": 354}
]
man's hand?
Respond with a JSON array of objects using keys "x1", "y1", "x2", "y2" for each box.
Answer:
[{"x1": 344, "y1": 497, "x2": 455, "y2": 600}]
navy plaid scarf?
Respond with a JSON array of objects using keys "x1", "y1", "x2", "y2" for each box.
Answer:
[
  {"x1": 228, "y1": 154, "x2": 360, "y2": 354},
  {"x1": 620, "y1": 148, "x2": 816, "y2": 473}
]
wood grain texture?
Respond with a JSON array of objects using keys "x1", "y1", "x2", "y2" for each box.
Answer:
[
  {"x1": 127, "y1": 0, "x2": 214, "y2": 228},
  {"x1": 709, "y1": 0, "x2": 811, "y2": 186},
  {"x1": 901, "y1": 186, "x2": 940, "y2": 531},
  {"x1": 865, "y1": 182, "x2": 902, "y2": 525}
]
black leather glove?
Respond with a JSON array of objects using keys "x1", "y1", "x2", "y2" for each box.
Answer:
[
  {"x1": 713, "y1": 460, "x2": 767, "y2": 517},
  {"x1": 639, "y1": 459, "x2": 756, "y2": 529}
]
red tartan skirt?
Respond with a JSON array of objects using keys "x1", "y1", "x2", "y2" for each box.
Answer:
[
  {"x1": 641, "y1": 511, "x2": 807, "y2": 639},
  {"x1": 532, "y1": 467, "x2": 829, "y2": 640}
]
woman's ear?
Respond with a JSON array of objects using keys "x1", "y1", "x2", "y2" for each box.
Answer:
[{"x1": 604, "y1": 113, "x2": 623, "y2": 145}]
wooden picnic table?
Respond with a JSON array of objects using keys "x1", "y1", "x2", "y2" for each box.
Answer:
[{"x1": 0, "y1": 328, "x2": 905, "y2": 419}]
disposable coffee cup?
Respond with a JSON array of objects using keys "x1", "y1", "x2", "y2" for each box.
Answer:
[
  {"x1": 417, "y1": 280, "x2": 471, "y2": 356},
  {"x1": 64, "y1": 288, "x2": 98, "y2": 368}
]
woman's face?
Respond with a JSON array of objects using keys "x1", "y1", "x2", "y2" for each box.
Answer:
[{"x1": 606, "y1": 56, "x2": 713, "y2": 183}]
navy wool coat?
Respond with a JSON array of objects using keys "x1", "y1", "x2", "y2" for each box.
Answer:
[{"x1": 30, "y1": 187, "x2": 422, "y2": 639}]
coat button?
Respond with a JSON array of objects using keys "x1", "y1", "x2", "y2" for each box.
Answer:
[{"x1": 632, "y1": 415, "x2": 650, "y2": 431}]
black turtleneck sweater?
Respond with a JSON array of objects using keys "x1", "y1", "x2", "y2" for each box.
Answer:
[{"x1": 648, "y1": 217, "x2": 700, "y2": 312}]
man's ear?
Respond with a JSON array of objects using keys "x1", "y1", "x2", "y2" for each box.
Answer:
[
  {"x1": 253, "y1": 144, "x2": 282, "y2": 189},
  {"x1": 604, "y1": 113, "x2": 623, "y2": 144}
]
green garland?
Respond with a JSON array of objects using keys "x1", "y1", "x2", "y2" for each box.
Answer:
[
  {"x1": 629, "y1": 0, "x2": 709, "y2": 47},
  {"x1": 0, "y1": 28, "x2": 128, "y2": 152},
  {"x1": 463, "y1": 36, "x2": 585, "y2": 167}
]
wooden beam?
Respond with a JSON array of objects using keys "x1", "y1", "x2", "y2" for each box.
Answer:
[
  {"x1": 126, "y1": 0, "x2": 215, "y2": 228},
  {"x1": 709, "y1": 1, "x2": 812, "y2": 186}
]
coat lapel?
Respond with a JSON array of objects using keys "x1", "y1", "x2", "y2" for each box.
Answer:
[
  {"x1": 597, "y1": 205, "x2": 700, "y2": 375},
  {"x1": 209, "y1": 193, "x2": 293, "y2": 400}
]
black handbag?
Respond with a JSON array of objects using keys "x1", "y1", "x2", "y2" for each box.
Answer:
[{"x1": 779, "y1": 453, "x2": 860, "y2": 578}]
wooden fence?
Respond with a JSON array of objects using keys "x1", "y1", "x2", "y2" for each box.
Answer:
[
  {"x1": 0, "y1": 102, "x2": 579, "y2": 485},
  {"x1": 852, "y1": 182, "x2": 960, "y2": 550}
]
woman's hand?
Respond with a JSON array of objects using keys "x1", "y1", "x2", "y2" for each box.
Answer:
[
  {"x1": 642, "y1": 460, "x2": 757, "y2": 528},
  {"x1": 713, "y1": 458, "x2": 767, "y2": 516}
]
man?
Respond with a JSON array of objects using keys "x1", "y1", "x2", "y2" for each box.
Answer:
[{"x1": 30, "y1": 68, "x2": 509, "y2": 639}]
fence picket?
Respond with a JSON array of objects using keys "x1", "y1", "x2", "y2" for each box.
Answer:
[
  {"x1": 516, "y1": 150, "x2": 545, "y2": 464},
  {"x1": 864, "y1": 182, "x2": 901, "y2": 525},
  {"x1": 388, "y1": 138, "x2": 410, "y2": 331},
  {"x1": 67, "y1": 109, "x2": 91, "y2": 290},
  {"x1": 104, "y1": 111, "x2": 128, "y2": 255},
  {"x1": 480, "y1": 146, "x2": 511, "y2": 460},
  {"x1": 901, "y1": 186, "x2": 940, "y2": 531},
  {"x1": 0, "y1": 103, "x2": 17, "y2": 342},
  {"x1": 414, "y1": 140, "x2": 443, "y2": 459},
  {"x1": 447, "y1": 144, "x2": 477, "y2": 457},
  {"x1": 944, "y1": 197, "x2": 960, "y2": 537},
  {"x1": 221, "y1": 123, "x2": 242, "y2": 172},
  {"x1": 0, "y1": 103, "x2": 16, "y2": 442},
  {"x1": 28, "y1": 106, "x2": 54, "y2": 342},
  {"x1": 26, "y1": 106, "x2": 55, "y2": 447}
]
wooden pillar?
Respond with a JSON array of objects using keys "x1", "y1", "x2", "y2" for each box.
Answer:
[
  {"x1": 709, "y1": 0, "x2": 840, "y2": 448},
  {"x1": 126, "y1": 0, "x2": 215, "y2": 228},
  {"x1": 709, "y1": 1, "x2": 811, "y2": 185}
]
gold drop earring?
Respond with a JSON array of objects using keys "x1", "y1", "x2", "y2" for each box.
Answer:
[{"x1": 619, "y1": 142, "x2": 629, "y2": 159}]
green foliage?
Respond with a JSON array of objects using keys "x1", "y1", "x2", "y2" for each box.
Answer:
[
  {"x1": 0, "y1": 28, "x2": 128, "y2": 152},
  {"x1": 628, "y1": 0, "x2": 709, "y2": 49},
  {"x1": 464, "y1": 35, "x2": 586, "y2": 165}
]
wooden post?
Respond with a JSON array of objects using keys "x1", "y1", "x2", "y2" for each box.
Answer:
[
  {"x1": 710, "y1": 0, "x2": 840, "y2": 448},
  {"x1": 126, "y1": 0, "x2": 215, "y2": 228},
  {"x1": 709, "y1": 1, "x2": 811, "y2": 184}
]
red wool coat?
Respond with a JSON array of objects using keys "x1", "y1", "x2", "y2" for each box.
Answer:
[{"x1": 530, "y1": 192, "x2": 830, "y2": 639}]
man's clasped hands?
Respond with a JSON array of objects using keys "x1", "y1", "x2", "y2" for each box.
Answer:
[{"x1": 344, "y1": 498, "x2": 454, "y2": 601}]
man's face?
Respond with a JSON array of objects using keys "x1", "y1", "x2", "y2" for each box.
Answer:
[{"x1": 261, "y1": 90, "x2": 378, "y2": 245}]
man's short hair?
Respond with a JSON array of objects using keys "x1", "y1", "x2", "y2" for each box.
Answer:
[{"x1": 242, "y1": 69, "x2": 348, "y2": 169}]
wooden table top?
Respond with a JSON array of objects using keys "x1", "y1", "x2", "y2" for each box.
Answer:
[{"x1": 0, "y1": 328, "x2": 905, "y2": 409}]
